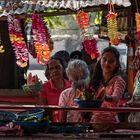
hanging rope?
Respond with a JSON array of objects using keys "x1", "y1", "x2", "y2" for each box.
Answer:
[{"x1": 135, "y1": 0, "x2": 139, "y2": 13}]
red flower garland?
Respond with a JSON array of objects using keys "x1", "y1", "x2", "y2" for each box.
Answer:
[
  {"x1": 83, "y1": 39, "x2": 99, "y2": 59},
  {"x1": 76, "y1": 10, "x2": 90, "y2": 30},
  {"x1": 7, "y1": 15, "x2": 28, "y2": 68},
  {"x1": 31, "y1": 14, "x2": 51, "y2": 64}
]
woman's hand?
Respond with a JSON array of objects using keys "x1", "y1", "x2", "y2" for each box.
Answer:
[{"x1": 124, "y1": 98, "x2": 134, "y2": 107}]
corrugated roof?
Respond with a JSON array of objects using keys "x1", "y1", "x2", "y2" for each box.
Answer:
[{"x1": 0, "y1": 0, "x2": 131, "y2": 17}]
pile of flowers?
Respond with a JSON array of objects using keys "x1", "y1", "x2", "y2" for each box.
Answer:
[
  {"x1": 77, "y1": 87, "x2": 106, "y2": 101},
  {"x1": 22, "y1": 73, "x2": 42, "y2": 94}
]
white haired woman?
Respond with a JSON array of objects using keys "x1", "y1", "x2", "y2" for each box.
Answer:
[{"x1": 58, "y1": 59, "x2": 90, "y2": 122}]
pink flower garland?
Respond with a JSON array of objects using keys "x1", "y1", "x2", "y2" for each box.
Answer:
[
  {"x1": 31, "y1": 14, "x2": 50, "y2": 64},
  {"x1": 7, "y1": 15, "x2": 28, "y2": 68}
]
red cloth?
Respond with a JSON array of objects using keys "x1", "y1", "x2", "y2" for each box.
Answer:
[{"x1": 0, "y1": 96, "x2": 36, "y2": 103}]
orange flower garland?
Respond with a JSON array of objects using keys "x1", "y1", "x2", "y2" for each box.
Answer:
[
  {"x1": 76, "y1": 10, "x2": 90, "y2": 30},
  {"x1": 136, "y1": 13, "x2": 140, "y2": 56}
]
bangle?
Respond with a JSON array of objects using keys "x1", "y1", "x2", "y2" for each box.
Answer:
[{"x1": 105, "y1": 96, "x2": 113, "y2": 101}]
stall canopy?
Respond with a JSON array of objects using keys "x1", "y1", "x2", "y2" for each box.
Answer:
[{"x1": 0, "y1": 0, "x2": 131, "y2": 18}]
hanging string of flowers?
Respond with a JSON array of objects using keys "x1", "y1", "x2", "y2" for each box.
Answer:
[
  {"x1": 76, "y1": 10, "x2": 99, "y2": 59},
  {"x1": 7, "y1": 15, "x2": 28, "y2": 68},
  {"x1": 31, "y1": 14, "x2": 51, "y2": 65},
  {"x1": 106, "y1": 0, "x2": 119, "y2": 45},
  {"x1": 136, "y1": 13, "x2": 140, "y2": 55}
]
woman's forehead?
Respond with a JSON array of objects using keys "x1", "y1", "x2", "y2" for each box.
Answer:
[
  {"x1": 102, "y1": 52, "x2": 117, "y2": 59},
  {"x1": 48, "y1": 59, "x2": 60, "y2": 65}
]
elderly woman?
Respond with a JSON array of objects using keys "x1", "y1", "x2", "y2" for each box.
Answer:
[{"x1": 58, "y1": 59, "x2": 90, "y2": 122}]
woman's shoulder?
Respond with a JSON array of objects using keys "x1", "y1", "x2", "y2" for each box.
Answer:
[
  {"x1": 114, "y1": 75, "x2": 125, "y2": 82},
  {"x1": 110, "y1": 75, "x2": 126, "y2": 87},
  {"x1": 136, "y1": 71, "x2": 140, "y2": 78},
  {"x1": 41, "y1": 80, "x2": 52, "y2": 88},
  {"x1": 64, "y1": 79, "x2": 71, "y2": 87},
  {"x1": 61, "y1": 87, "x2": 73, "y2": 94}
]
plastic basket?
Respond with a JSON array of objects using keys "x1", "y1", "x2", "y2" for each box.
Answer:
[
  {"x1": 17, "y1": 109, "x2": 45, "y2": 121},
  {"x1": 0, "y1": 110, "x2": 17, "y2": 125}
]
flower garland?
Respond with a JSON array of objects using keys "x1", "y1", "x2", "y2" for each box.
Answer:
[
  {"x1": 31, "y1": 14, "x2": 51, "y2": 65},
  {"x1": 7, "y1": 15, "x2": 28, "y2": 68},
  {"x1": 76, "y1": 10, "x2": 99, "y2": 59},
  {"x1": 106, "y1": 1, "x2": 119, "y2": 45},
  {"x1": 136, "y1": 13, "x2": 140, "y2": 56},
  {"x1": 82, "y1": 39, "x2": 99, "y2": 59}
]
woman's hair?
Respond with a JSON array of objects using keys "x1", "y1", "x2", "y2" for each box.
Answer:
[
  {"x1": 54, "y1": 50, "x2": 70, "y2": 64},
  {"x1": 91, "y1": 46, "x2": 121, "y2": 91},
  {"x1": 70, "y1": 51, "x2": 82, "y2": 59},
  {"x1": 46, "y1": 55, "x2": 64, "y2": 69},
  {"x1": 66, "y1": 59, "x2": 90, "y2": 90}
]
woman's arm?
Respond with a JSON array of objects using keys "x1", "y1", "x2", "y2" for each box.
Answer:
[
  {"x1": 38, "y1": 94, "x2": 47, "y2": 105},
  {"x1": 58, "y1": 91, "x2": 68, "y2": 122}
]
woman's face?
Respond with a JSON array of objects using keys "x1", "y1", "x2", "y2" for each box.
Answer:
[
  {"x1": 48, "y1": 59, "x2": 64, "y2": 81},
  {"x1": 133, "y1": 56, "x2": 140, "y2": 70},
  {"x1": 100, "y1": 52, "x2": 118, "y2": 74}
]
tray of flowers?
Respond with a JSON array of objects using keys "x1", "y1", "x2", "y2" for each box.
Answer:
[{"x1": 74, "y1": 88, "x2": 105, "y2": 108}]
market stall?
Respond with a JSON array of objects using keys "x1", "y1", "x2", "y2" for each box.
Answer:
[
  {"x1": 0, "y1": 0, "x2": 133, "y2": 89},
  {"x1": 1, "y1": 0, "x2": 140, "y2": 139}
]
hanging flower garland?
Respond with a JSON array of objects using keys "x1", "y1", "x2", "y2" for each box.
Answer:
[
  {"x1": 7, "y1": 15, "x2": 28, "y2": 68},
  {"x1": 82, "y1": 39, "x2": 99, "y2": 59},
  {"x1": 136, "y1": 13, "x2": 140, "y2": 56},
  {"x1": 106, "y1": 0, "x2": 119, "y2": 45},
  {"x1": 31, "y1": 14, "x2": 51, "y2": 65},
  {"x1": 76, "y1": 10, "x2": 90, "y2": 30},
  {"x1": 76, "y1": 10, "x2": 99, "y2": 59}
]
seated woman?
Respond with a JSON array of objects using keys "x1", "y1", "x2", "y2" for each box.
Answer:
[
  {"x1": 90, "y1": 47, "x2": 126, "y2": 123},
  {"x1": 59, "y1": 59, "x2": 90, "y2": 122},
  {"x1": 38, "y1": 56, "x2": 71, "y2": 122},
  {"x1": 128, "y1": 49, "x2": 140, "y2": 122},
  {"x1": 38, "y1": 56, "x2": 70, "y2": 106}
]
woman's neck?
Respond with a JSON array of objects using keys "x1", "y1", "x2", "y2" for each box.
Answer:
[
  {"x1": 103, "y1": 72, "x2": 113, "y2": 82},
  {"x1": 53, "y1": 79, "x2": 64, "y2": 90}
]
